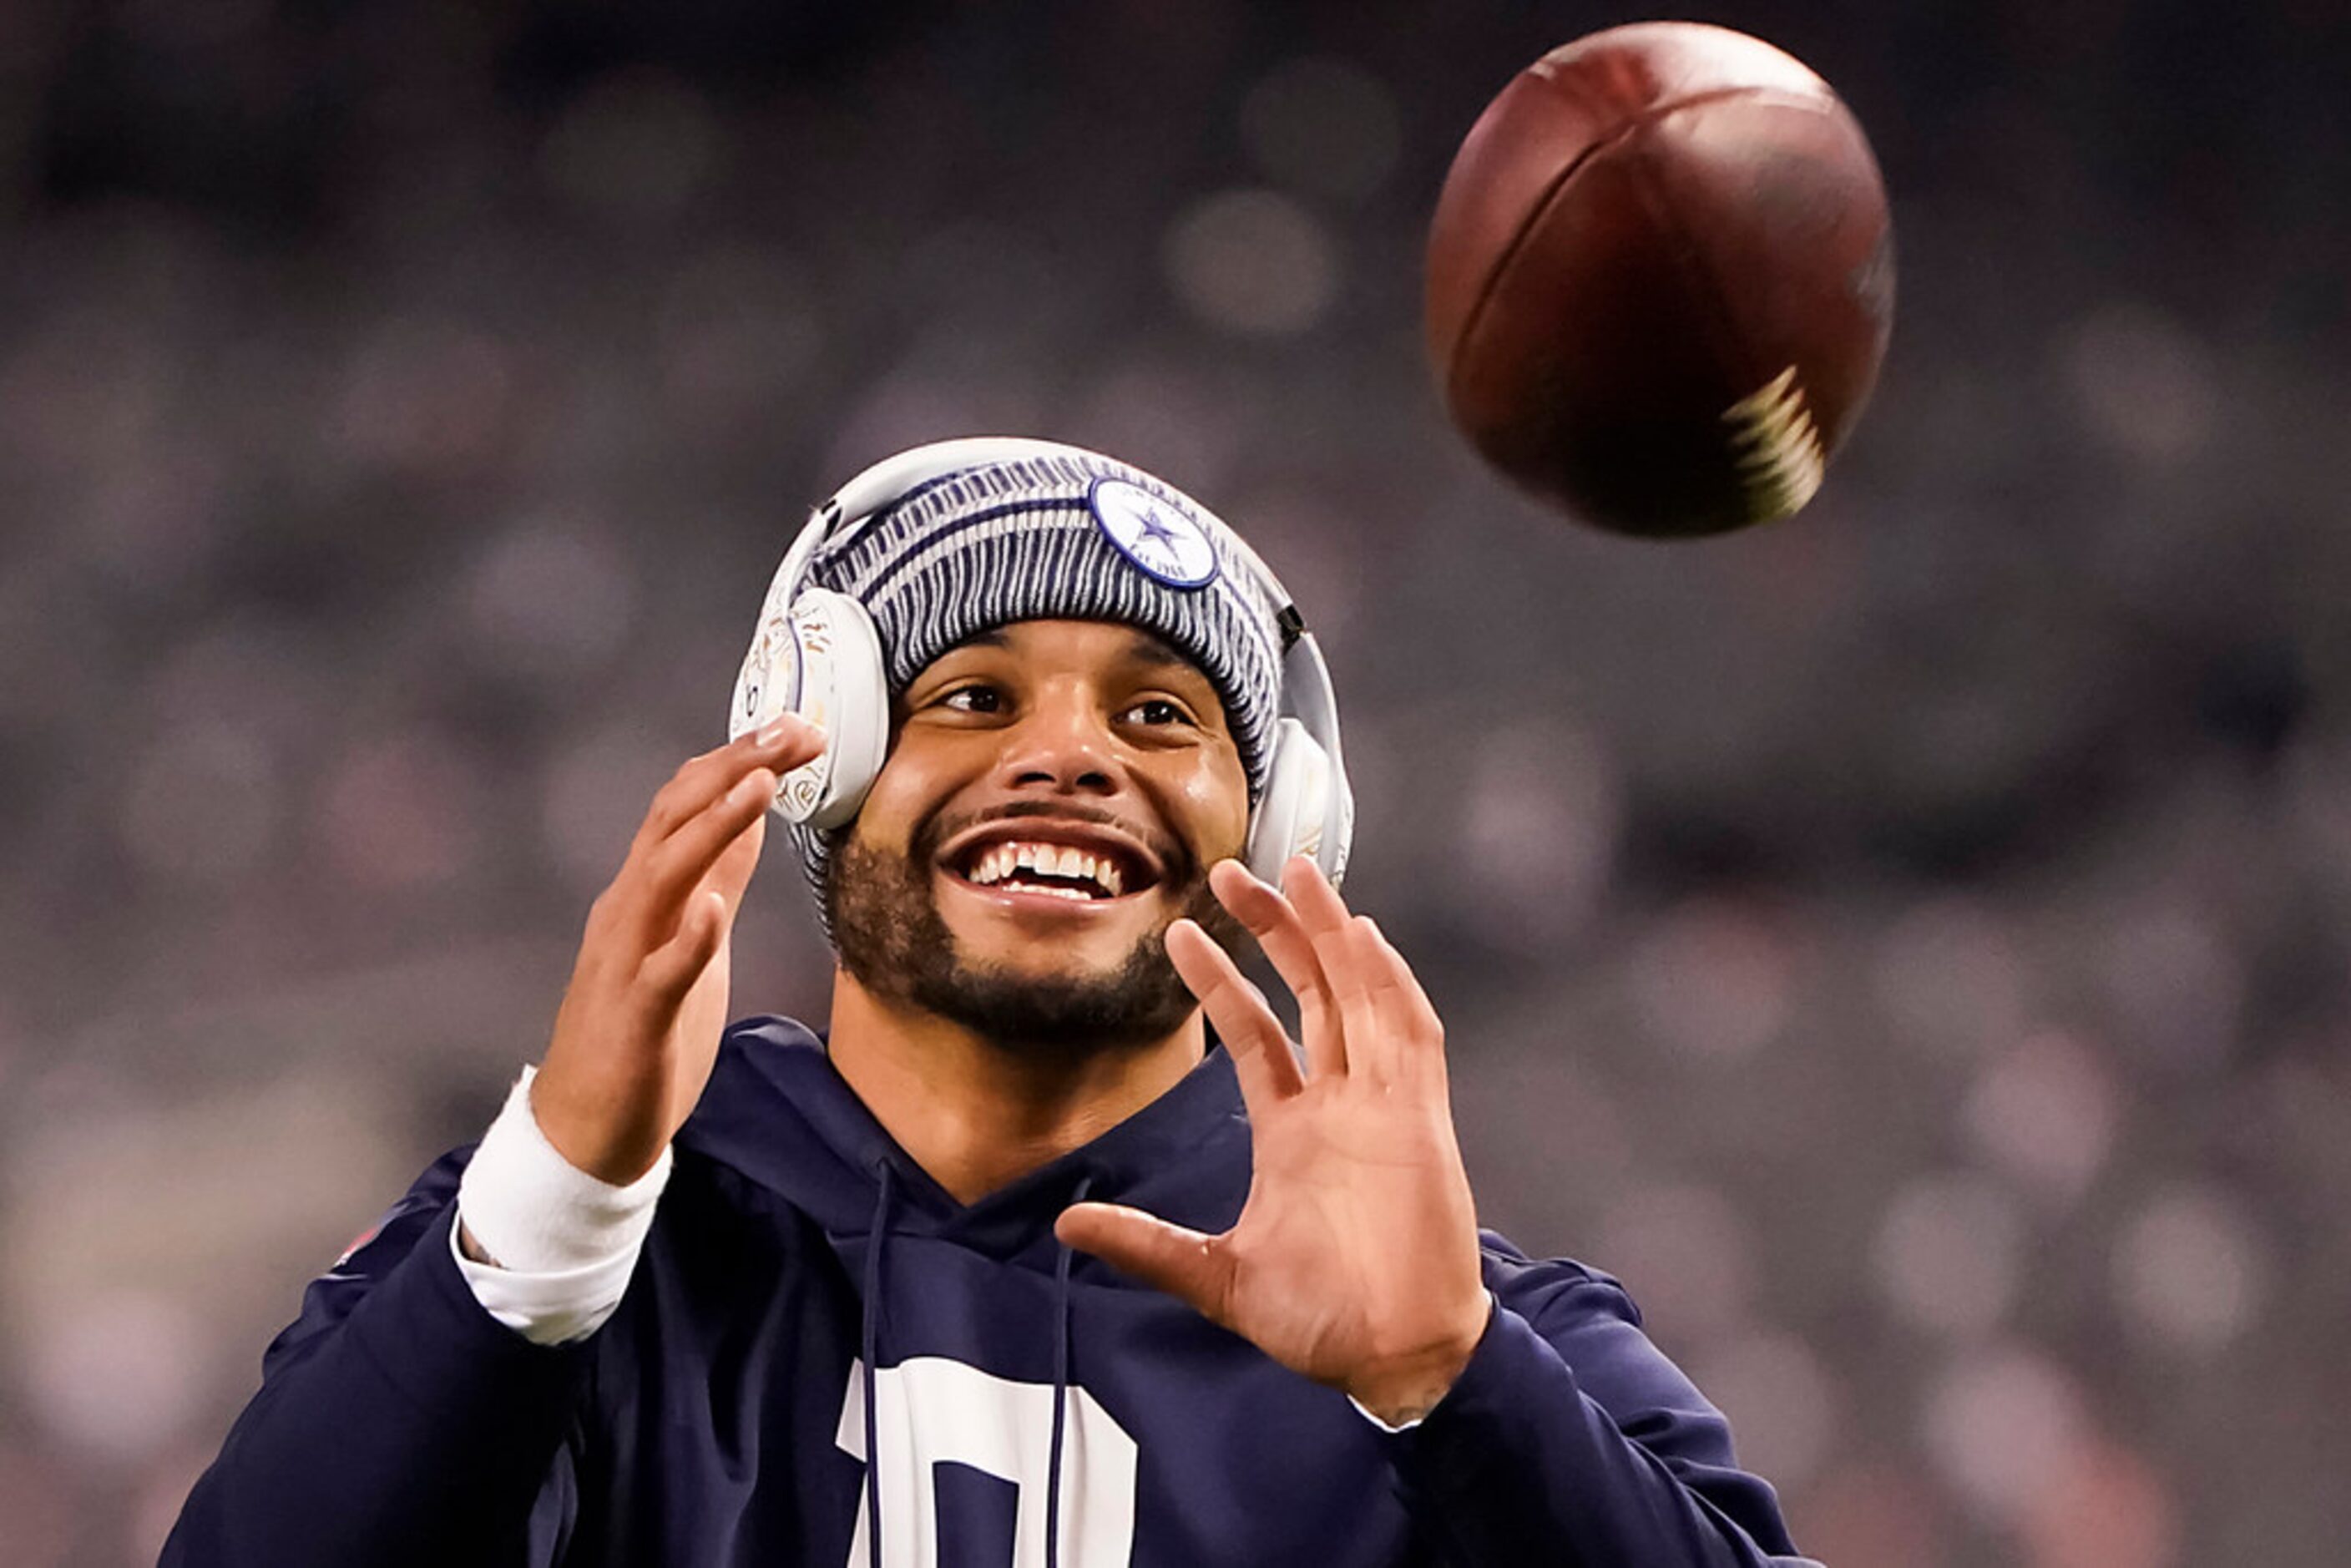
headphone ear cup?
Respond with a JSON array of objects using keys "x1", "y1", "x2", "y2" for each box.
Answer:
[
  {"x1": 729, "y1": 586, "x2": 888, "y2": 829},
  {"x1": 786, "y1": 588, "x2": 888, "y2": 829},
  {"x1": 1245, "y1": 718, "x2": 1333, "y2": 885},
  {"x1": 730, "y1": 549, "x2": 807, "y2": 743}
]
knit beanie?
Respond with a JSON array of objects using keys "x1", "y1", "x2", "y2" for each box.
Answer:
[{"x1": 786, "y1": 445, "x2": 1290, "y2": 913}]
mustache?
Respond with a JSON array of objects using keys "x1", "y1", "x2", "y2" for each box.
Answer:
[{"x1": 914, "y1": 799, "x2": 1194, "y2": 884}]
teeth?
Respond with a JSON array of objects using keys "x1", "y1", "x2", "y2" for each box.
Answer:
[{"x1": 961, "y1": 838, "x2": 1133, "y2": 898}]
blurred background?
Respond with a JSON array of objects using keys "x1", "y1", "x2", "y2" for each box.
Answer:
[{"x1": 1, "y1": 0, "x2": 2346, "y2": 1562}]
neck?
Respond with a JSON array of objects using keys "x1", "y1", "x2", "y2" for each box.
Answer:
[{"x1": 825, "y1": 969, "x2": 1206, "y2": 1204}]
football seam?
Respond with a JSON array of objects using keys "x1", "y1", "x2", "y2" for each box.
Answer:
[
  {"x1": 1444, "y1": 82, "x2": 1831, "y2": 416},
  {"x1": 1627, "y1": 94, "x2": 1849, "y2": 525}
]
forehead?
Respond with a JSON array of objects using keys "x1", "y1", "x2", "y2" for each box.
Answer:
[{"x1": 922, "y1": 619, "x2": 1209, "y2": 681}]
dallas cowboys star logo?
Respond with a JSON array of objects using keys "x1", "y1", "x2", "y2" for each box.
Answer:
[
  {"x1": 1132, "y1": 504, "x2": 1181, "y2": 553},
  {"x1": 1088, "y1": 478, "x2": 1218, "y2": 588}
]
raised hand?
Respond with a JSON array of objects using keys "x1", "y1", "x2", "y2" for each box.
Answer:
[
  {"x1": 530, "y1": 717, "x2": 826, "y2": 1185},
  {"x1": 1055, "y1": 857, "x2": 1490, "y2": 1426}
]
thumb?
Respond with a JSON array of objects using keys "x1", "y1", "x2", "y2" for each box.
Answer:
[{"x1": 1055, "y1": 1202, "x2": 1231, "y2": 1320}]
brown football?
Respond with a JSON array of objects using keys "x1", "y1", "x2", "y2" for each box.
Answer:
[{"x1": 1426, "y1": 22, "x2": 1894, "y2": 538}]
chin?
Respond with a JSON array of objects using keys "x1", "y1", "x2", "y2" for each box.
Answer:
[
  {"x1": 830, "y1": 837, "x2": 1206, "y2": 1055},
  {"x1": 973, "y1": 930, "x2": 1152, "y2": 984},
  {"x1": 943, "y1": 885, "x2": 1180, "y2": 984}
]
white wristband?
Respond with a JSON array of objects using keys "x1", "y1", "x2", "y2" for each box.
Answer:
[
  {"x1": 1346, "y1": 1292, "x2": 1499, "y2": 1433},
  {"x1": 452, "y1": 1065, "x2": 671, "y2": 1344},
  {"x1": 1347, "y1": 1394, "x2": 1429, "y2": 1434}
]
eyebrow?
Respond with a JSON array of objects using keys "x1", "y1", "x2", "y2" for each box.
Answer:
[{"x1": 1120, "y1": 630, "x2": 1196, "y2": 672}]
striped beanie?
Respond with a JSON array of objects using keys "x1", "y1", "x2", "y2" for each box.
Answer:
[{"x1": 788, "y1": 445, "x2": 1289, "y2": 901}]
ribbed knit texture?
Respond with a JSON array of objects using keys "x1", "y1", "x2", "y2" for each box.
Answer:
[{"x1": 788, "y1": 449, "x2": 1287, "y2": 920}]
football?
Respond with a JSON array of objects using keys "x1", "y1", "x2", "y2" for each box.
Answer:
[{"x1": 1425, "y1": 22, "x2": 1895, "y2": 538}]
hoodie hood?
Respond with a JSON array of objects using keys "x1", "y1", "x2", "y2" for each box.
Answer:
[{"x1": 674, "y1": 1016, "x2": 1253, "y2": 1271}]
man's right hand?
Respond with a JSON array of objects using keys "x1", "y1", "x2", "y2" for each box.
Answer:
[{"x1": 530, "y1": 716, "x2": 827, "y2": 1185}]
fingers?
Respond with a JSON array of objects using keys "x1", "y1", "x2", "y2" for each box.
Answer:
[
  {"x1": 1208, "y1": 859, "x2": 1345, "y2": 1080},
  {"x1": 1272, "y1": 854, "x2": 1396, "y2": 1079},
  {"x1": 635, "y1": 716, "x2": 825, "y2": 853},
  {"x1": 1362, "y1": 916, "x2": 1445, "y2": 1060},
  {"x1": 609, "y1": 718, "x2": 822, "y2": 944},
  {"x1": 634, "y1": 766, "x2": 776, "y2": 922},
  {"x1": 640, "y1": 889, "x2": 728, "y2": 1005},
  {"x1": 1327, "y1": 926, "x2": 1403, "y2": 1081},
  {"x1": 1277, "y1": 856, "x2": 1442, "y2": 1084},
  {"x1": 1054, "y1": 1202, "x2": 1234, "y2": 1325},
  {"x1": 1165, "y1": 918, "x2": 1304, "y2": 1105}
]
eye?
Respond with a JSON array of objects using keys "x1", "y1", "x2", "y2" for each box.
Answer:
[
  {"x1": 939, "y1": 684, "x2": 1004, "y2": 715},
  {"x1": 1121, "y1": 696, "x2": 1192, "y2": 727}
]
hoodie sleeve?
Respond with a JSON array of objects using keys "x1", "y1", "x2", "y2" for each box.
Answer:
[
  {"x1": 1383, "y1": 1238, "x2": 1817, "y2": 1567},
  {"x1": 161, "y1": 1151, "x2": 594, "y2": 1568}
]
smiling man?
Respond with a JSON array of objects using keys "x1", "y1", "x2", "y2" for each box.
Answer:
[
  {"x1": 165, "y1": 441, "x2": 1813, "y2": 1566},
  {"x1": 831, "y1": 620, "x2": 1246, "y2": 1074}
]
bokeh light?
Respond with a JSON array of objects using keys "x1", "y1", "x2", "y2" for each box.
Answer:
[
  {"x1": 1961, "y1": 1031, "x2": 2121, "y2": 1206},
  {"x1": 1871, "y1": 1171, "x2": 2028, "y2": 1339},
  {"x1": 1920, "y1": 1344, "x2": 2089, "y2": 1526},
  {"x1": 1162, "y1": 190, "x2": 1340, "y2": 337},
  {"x1": 2110, "y1": 1182, "x2": 2269, "y2": 1353}
]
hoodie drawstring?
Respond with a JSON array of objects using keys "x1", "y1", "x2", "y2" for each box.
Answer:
[
  {"x1": 860, "y1": 1164, "x2": 1089, "y2": 1568},
  {"x1": 862, "y1": 1162, "x2": 894, "y2": 1568},
  {"x1": 1044, "y1": 1173, "x2": 1093, "y2": 1568}
]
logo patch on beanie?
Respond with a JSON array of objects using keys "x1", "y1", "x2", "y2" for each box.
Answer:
[{"x1": 1088, "y1": 478, "x2": 1218, "y2": 589}]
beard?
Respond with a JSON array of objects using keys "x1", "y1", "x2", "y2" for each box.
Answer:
[{"x1": 825, "y1": 804, "x2": 1245, "y2": 1062}]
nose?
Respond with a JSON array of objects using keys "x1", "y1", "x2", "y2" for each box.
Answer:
[{"x1": 993, "y1": 684, "x2": 1119, "y2": 797}]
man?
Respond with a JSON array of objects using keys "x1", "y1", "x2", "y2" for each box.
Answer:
[{"x1": 165, "y1": 441, "x2": 1813, "y2": 1565}]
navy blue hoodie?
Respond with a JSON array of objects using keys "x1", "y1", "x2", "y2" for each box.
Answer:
[{"x1": 164, "y1": 1019, "x2": 1810, "y2": 1566}]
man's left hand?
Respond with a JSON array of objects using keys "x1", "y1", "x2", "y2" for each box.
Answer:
[{"x1": 1056, "y1": 857, "x2": 1490, "y2": 1427}]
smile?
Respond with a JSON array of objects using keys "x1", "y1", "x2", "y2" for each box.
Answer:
[
  {"x1": 965, "y1": 840, "x2": 1125, "y2": 898},
  {"x1": 940, "y1": 822, "x2": 1161, "y2": 905}
]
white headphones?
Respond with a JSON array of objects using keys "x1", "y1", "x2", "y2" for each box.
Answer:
[{"x1": 728, "y1": 437, "x2": 1354, "y2": 887}]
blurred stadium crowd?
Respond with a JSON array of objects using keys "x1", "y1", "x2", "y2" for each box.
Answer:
[{"x1": 3, "y1": 1, "x2": 2348, "y2": 1563}]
